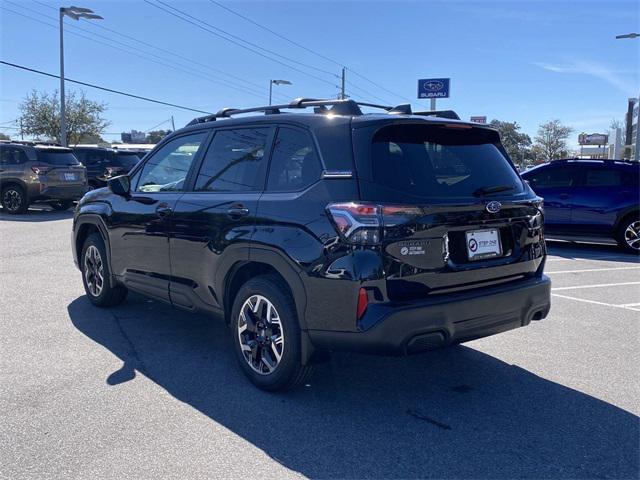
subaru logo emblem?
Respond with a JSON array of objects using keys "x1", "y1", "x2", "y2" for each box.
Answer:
[
  {"x1": 486, "y1": 201, "x2": 502, "y2": 213},
  {"x1": 423, "y1": 81, "x2": 444, "y2": 92}
]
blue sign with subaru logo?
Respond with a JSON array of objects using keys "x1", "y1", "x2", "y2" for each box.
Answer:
[{"x1": 418, "y1": 78, "x2": 450, "y2": 99}]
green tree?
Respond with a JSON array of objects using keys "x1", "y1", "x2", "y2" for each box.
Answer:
[
  {"x1": 489, "y1": 120, "x2": 532, "y2": 167},
  {"x1": 19, "y1": 89, "x2": 110, "y2": 146},
  {"x1": 146, "y1": 129, "x2": 172, "y2": 144},
  {"x1": 533, "y1": 119, "x2": 573, "y2": 161}
]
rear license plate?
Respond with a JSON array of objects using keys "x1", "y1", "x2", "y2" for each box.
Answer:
[
  {"x1": 64, "y1": 173, "x2": 77, "y2": 181},
  {"x1": 465, "y1": 229, "x2": 502, "y2": 260}
]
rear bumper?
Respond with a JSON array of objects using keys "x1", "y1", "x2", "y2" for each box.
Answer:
[
  {"x1": 32, "y1": 184, "x2": 88, "y2": 201},
  {"x1": 307, "y1": 275, "x2": 551, "y2": 355}
]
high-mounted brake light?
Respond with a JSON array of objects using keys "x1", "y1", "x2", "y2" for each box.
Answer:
[{"x1": 327, "y1": 202, "x2": 423, "y2": 245}]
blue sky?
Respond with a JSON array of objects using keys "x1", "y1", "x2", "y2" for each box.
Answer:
[{"x1": 1, "y1": 0, "x2": 638, "y2": 147}]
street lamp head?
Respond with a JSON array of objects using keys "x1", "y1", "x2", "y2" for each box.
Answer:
[
  {"x1": 271, "y1": 80, "x2": 292, "y2": 86},
  {"x1": 615, "y1": 33, "x2": 640, "y2": 39},
  {"x1": 61, "y1": 6, "x2": 102, "y2": 20}
]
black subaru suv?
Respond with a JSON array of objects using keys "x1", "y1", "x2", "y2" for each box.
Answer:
[{"x1": 71, "y1": 99, "x2": 550, "y2": 391}]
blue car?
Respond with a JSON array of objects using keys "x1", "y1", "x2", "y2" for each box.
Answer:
[{"x1": 522, "y1": 159, "x2": 639, "y2": 253}]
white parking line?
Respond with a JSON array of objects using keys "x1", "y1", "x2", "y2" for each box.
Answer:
[
  {"x1": 551, "y1": 293, "x2": 640, "y2": 310},
  {"x1": 546, "y1": 266, "x2": 640, "y2": 274},
  {"x1": 547, "y1": 256, "x2": 640, "y2": 263},
  {"x1": 552, "y1": 281, "x2": 640, "y2": 291}
]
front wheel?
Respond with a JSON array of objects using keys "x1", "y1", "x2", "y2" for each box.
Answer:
[
  {"x1": 1, "y1": 185, "x2": 28, "y2": 214},
  {"x1": 617, "y1": 216, "x2": 640, "y2": 254},
  {"x1": 81, "y1": 233, "x2": 128, "y2": 307},
  {"x1": 230, "y1": 275, "x2": 311, "y2": 391}
]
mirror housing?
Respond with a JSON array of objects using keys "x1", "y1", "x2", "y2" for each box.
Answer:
[{"x1": 108, "y1": 175, "x2": 131, "y2": 197}]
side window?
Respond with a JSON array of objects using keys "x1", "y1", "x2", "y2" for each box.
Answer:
[
  {"x1": 267, "y1": 127, "x2": 322, "y2": 191},
  {"x1": 585, "y1": 168, "x2": 622, "y2": 187},
  {"x1": 195, "y1": 128, "x2": 269, "y2": 192},
  {"x1": 529, "y1": 166, "x2": 578, "y2": 188},
  {"x1": 0, "y1": 147, "x2": 28, "y2": 165},
  {"x1": 135, "y1": 132, "x2": 206, "y2": 192}
]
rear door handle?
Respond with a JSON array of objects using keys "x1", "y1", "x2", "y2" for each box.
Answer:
[
  {"x1": 156, "y1": 203, "x2": 173, "y2": 217},
  {"x1": 227, "y1": 206, "x2": 250, "y2": 218}
]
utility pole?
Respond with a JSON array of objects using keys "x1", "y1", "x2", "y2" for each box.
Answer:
[
  {"x1": 59, "y1": 9, "x2": 66, "y2": 147},
  {"x1": 340, "y1": 67, "x2": 346, "y2": 100},
  {"x1": 171, "y1": 115, "x2": 175, "y2": 132},
  {"x1": 19, "y1": 118, "x2": 24, "y2": 140}
]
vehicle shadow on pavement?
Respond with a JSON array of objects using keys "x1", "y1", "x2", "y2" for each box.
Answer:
[
  {"x1": 68, "y1": 295, "x2": 639, "y2": 479},
  {"x1": 0, "y1": 207, "x2": 74, "y2": 222},
  {"x1": 546, "y1": 240, "x2": 640, "y2": 263}
]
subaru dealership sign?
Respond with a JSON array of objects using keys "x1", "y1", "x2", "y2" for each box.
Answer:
[{"x1": 418, "y1": 78, "x2": 450, "y2": 99}]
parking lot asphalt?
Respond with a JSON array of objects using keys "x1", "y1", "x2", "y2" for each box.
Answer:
[{"x1": 1, "y1": 207, "x2": 638, "y2": 480}]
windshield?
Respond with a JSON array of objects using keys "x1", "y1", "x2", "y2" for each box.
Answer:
[
  {"x1": 370, "y1": 124, "x2": 523, "y2": 200},
  {"x1": 36, "y1": 150, "x2": 80, "y2": 166}
]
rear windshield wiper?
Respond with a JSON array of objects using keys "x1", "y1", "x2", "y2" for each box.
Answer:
[{"x1": 473, "y1": 184, "x2": 515, "y2": 197}]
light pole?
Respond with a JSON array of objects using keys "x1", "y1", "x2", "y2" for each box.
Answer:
[
  {"x1": 269, "y1": 79, "x2": 292, "y2": 105},
  {"x1": 59, "y1": 6, "x2": 102, "y2": 146}
]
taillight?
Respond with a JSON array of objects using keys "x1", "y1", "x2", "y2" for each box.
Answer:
[
  {"x1": 356, "y1": 288, "x2": 369, "y2": 319},
  {"x1": 327, "y1": 202, "x2": 423, "y2": 245},
  {"x1": 31, "y1": 166, "x2": 51, "y2": 175}
]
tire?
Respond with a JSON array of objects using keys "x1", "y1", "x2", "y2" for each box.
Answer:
[
  {"x1": 616, "y1": 214, "x2": 640, "y2": 254},
  {"x1": 50, "y1": 200, "x2": 73, "y2": 211},
  {"x1": 230, "y1": 274, "x2": 312, "y2": 391},
  {"x1": 81, "y1": 233, "x2": 128, "y2": 307},
  {"x1": 1, "y1": 185, "x2": 28, "y2": 214}
]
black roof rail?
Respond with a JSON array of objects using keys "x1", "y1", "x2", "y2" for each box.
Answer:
[
  {"x1": 186, "y1": 98, "x2": 461, "y2": 126},
  {"x1": 413, "y1": 110, "x2": 461, "y2": 120}
]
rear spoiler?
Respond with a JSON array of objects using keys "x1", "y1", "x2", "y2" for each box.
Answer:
[{"x1": 412, "y1": 110, "x2": 461, "y2": 120}]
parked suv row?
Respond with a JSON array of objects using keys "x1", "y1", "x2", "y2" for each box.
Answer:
[
  {"x1": 72, "y1": 99, "x2": 550, "y2": 391},
  {"x1": 0, "y1": 141, "x2": 88, "y2": 213},
  {"x1": 72, "y1": 147, "x2": 142, "y2": 189}
]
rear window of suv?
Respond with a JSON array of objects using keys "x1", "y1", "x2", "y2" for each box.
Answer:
[
  {"x1": 370, "y1": 124, "x2": 523, "y2": 200},
  {"x1": 36, "y1": 149, "x2": 80, "y2": 166},
  {"x1": 114, "y1": 152, "x2": 141, "y2": 170}
]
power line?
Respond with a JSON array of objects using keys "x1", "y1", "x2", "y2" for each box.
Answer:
[
  {"x1": 144, "y1": 118, "x2": 172, "y2": 132},
  {"x1": 144, "y1": 0, "x2": 339, "y2": 89},
  {"x1": 208, "y1": 0, "x2": 343, "y2": 68},
  {"x1": 4, "y1": 3, "x2": 276, "y2": 102},
  {"x1": 30, "y1": 0, "x2": 289, "y2": 102},
  {"x1": 0, "y1": 61, "x2": 213, "y2": 114},
  {"x1": 206, "y1": 0, "x2": 412, "y2": 103},
  {"x1": 153, "y1": 0, "x2": 337, "y2": 78}
]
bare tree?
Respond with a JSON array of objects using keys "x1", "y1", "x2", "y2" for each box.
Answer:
[{"x1": 533, "y1": 119, "x2": 573, "y2": 161}]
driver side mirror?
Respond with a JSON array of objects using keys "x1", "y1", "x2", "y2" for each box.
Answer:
[{"x1": 108, "y1": 175, "x2": 131, "y2": 197}]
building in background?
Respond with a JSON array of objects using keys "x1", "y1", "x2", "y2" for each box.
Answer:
[
  {"x1": 608, "y1": 126, "x2": 624, "y2": 159},
  {"x1": 121, "y1": 130, "x2": 146, "y2": 143}
]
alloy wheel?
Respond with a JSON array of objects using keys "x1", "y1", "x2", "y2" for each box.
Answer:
[
  {"x1": 3, "y1": 189, "x2": 22, "y2": 212},
  {"x1": 237, "y1": 294, "x2": 285, "y2": 375},
  {"x1": 624, "y1": 220, "x2": 640, "y2": 251},
  {"x1": 84, "y1": 245, "x2": 104, "y2": 297}
]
